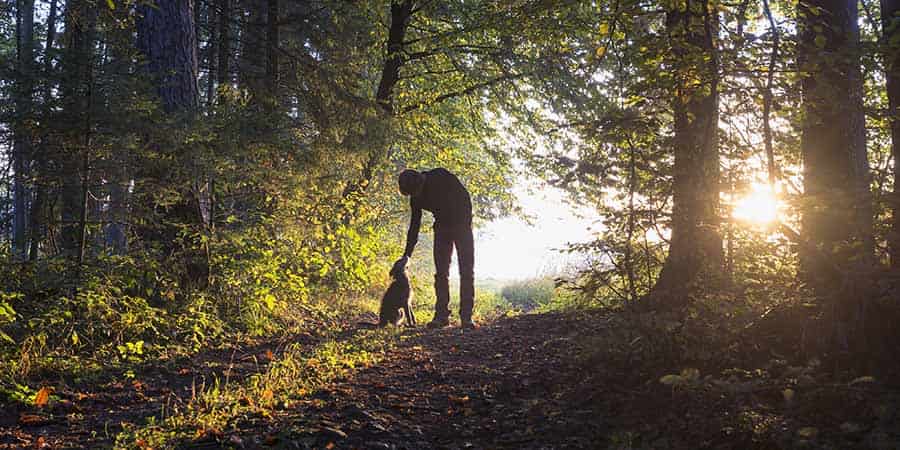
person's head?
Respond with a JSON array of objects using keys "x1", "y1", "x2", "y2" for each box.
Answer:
[{"x1": 398, "y1": 169, "x2": 425, "y2": 196}]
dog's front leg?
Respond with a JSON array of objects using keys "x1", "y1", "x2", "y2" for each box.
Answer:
[{"x1": 405, "y1": 303, "x2": 416, "y2": 327}]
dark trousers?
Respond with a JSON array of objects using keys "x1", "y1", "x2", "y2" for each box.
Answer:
[{"x1": 433, "y1": 224, "x2": 475, "y2": 320}]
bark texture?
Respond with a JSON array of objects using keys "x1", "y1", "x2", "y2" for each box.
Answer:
[
  {"x1": 13, "y1": 0, "x2": 35, "y2": 259},
  {"x1": 136, "y1": 0, "x2": 200, "y2": 113},
  {"x1": 651, "y1": 0, "x2": 723, "y2": 298},
  {"x1": 798, "y1": 0, "x2": 872, "y2": 282},
  {"x1": 59, "y1": 0, "x2": 97, "y2": 258}
]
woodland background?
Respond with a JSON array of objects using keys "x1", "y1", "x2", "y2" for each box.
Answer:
[{"x1": 2, "y1": 0, "x2": 900, "y2": 447}]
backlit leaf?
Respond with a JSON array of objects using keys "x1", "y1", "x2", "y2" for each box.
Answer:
[{"x1": 34, "y1": 386, "x2": 51, "y2": 407}]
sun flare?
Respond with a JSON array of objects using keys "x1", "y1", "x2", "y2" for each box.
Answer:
[{"x1": 732, "y1": 182, "x2": 779, "y2": 225}]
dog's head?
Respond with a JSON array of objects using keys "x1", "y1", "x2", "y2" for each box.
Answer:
[{"x1": 389, "y1": 263, "x2": 408, "y2": 280}]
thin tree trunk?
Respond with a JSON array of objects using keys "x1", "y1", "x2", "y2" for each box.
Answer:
[
  {"x1": 625, "y1": 140, "x2": 637, "y2": 302},
  {"x1": 13, "y1": 0, "x2": 36, "y2": 260},
  {"x1": 59, "y1": 0, "x2": 97, "y2": 259},
  {"x1": 206, "y1": 0, "x2": 217, "y2": 107},
  {"x1": 29, "y1": 0, "x2": 57, "y2": 261},
  {"x1": 239, "y1": 0, "x2": 265, "y2": 100},
  {"x1": 883, "y1": 0, "x2": 900, "y2": 267},
  {"x1": 762, "y1": 0, "x2": 779, "y2": 192},
  {"x1": 266, "y1": 0, "x2": 279, "y2": 100},
  {"x1": 341, "y1": 0, "x2": 415, "y2": 209},
  {"x1": 217, "y1": 0, "x2": 230, "y2": 87}
]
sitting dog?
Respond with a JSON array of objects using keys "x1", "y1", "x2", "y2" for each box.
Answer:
[
  {"x1": 378, "y1": 264, "x2": 415, "y2": 327},
  {"x1": 359, "y1": 264, "x2": 416, "y2": 328}
]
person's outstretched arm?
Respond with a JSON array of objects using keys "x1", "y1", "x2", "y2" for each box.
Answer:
[{"x1": 403, "y1": 203, "x2": 422, "y2": 258}]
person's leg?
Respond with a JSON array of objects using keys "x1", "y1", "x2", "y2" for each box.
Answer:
[
  {"x1": 432, "y1": 228, "x2": 453, "y2": 323},
  {"x1": 456, "y1": 225, "x2": 475, "y2": 322}
]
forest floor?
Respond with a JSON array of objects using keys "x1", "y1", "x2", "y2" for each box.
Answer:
[{"x1": 2, "y1": 309, "x2": 900, "y2": 449}]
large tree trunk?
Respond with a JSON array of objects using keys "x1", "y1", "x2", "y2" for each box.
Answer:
[
  {"x1": 13, "y1": 0, "x2": 35, "y2": 260},
  {"x1": 798, "y1": 0, "x2": 871, "y2": 282},
  {"x1": 136, "y1": 1, "x2": 199, "y2": 113},
  {"x1": 650, "y1": 0, "x2": 723, "y2": 299},
  {"x1": 798, "y1": 0, "x2": 871, "y2": 354},
  {"x1": 136, "y1": 0, "x2": 205, "y2": 285},
  {"x1": 883, "y1": 0, "x2": 900, "y2": 268}
]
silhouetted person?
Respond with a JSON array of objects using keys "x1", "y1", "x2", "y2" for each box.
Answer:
[{"x1": 393, "y1": 168, "x2": 477, "y2": 329}]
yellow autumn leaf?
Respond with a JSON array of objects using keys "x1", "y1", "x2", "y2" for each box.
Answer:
[
  {"x1": 659, "y1": 374, "x2": 683, "y2": 385},
  {"x1": 599, "y1": 23, "x2": 609, "y2": 36}
]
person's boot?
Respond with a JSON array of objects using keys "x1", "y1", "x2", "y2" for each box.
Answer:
[{"x1": 427, "y1": 315, "x2": 451, "y2": 328}]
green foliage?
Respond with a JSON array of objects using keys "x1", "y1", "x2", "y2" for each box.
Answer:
[{"x1": 500, "y1": 277, "x2": 557, "y2": 311}]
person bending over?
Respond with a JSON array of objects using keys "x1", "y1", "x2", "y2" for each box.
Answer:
[{"x1": 393, "y1": 168, "x2": 477, "y2": 329}]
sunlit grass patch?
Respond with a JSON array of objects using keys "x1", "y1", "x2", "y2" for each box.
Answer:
[{"x1": 116, "y1": 327, "x2": 399, "y2": 449}]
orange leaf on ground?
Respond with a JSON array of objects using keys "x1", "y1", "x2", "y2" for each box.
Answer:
[
  {"x1": 18, "y1": 414, "x2": 49, "y2": 426},
  {"x1": 449, "y1": 395, "x2": 470, "y2": 404},
  {"x1": 34, "y1": 386, "x2": 52, "y2": 407}
]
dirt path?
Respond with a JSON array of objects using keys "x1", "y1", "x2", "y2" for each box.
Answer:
[
  {"x1": 232, "y1": 312, "x2": 610, "y2": 449},
  {"x1": 6, "y1": 310, "x2": 896, "y2": 449}
]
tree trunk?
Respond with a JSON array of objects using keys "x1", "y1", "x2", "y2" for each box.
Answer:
[
  {"x1": 28, "y1": 0, "x2": 57, "y2": 261},
  {"x1": 59, "y1": 0, "x2": 97, "y2": 259},
  {"x1": 799, "y1": 0, "x2": 871, "y2": 354},
  {"x1": 650, "y1": 0, "x2": 723, "y2": 299},
  {"x1": 217, "y1": 0, "x2": 231, "y2": 87},
  {"x1": 340, "y1": 0, "x2": 414, "y2": 209},
  {"x1": 239, "y1": 0, "x2": 266, "y2": 101},
  {"x1": 135, "y1": 0, "x2": 205, "y2": 286},
  {"x1": 798, "y1": 0, "x2": 872, "y2": 282},
  {"x1": 136, "y1": 1, "x2": 199, "y2": 113},
  {"x1": 13, "y1": 0, "x2": 36, "y2": 260},
  {"x1": 265, "y1": 0, "x2": 279, "y2": 99},
  {"x1": 883, "y1": 0, "x2": 900, "y2": 267}
]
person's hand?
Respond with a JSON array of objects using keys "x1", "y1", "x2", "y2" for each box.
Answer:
[{"x1": 390, "y1": 256, "x2": 409, "y2": 276}]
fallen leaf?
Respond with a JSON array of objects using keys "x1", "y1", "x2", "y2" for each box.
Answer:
[
  {"x1": 797, "y1": 427, "x2": 818, "y2": 439},
  {"x1": 849, "y1": 376, "x2": 875, "y2": 385},
  {"x1": 18, "y1": 414, "x2": 49, "y2": 426},
  {"x1": 265, "y1": 349, "x2": 274, "y2": 361},
  {"x1": 659, "y1": 374, "x2": 683, "y2": 385},
  {"x1": 34, "y1": 386, "x2": 52, "y2": 407},
  {"x1": 782, "y1": 388, "x2": 795, "y2": 403},
  {"x1": 449, "y1": 395, "x2": 470, "y2": 404}
]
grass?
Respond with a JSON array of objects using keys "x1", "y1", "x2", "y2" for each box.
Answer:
[{"x1": 116, "y1": 326, "x2": 400, "y2": 449}]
